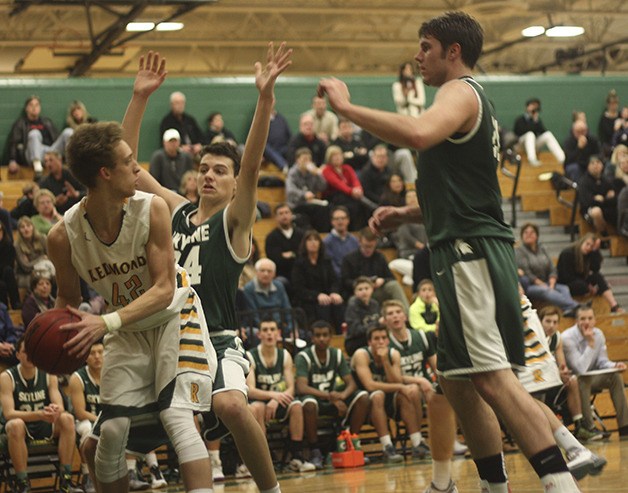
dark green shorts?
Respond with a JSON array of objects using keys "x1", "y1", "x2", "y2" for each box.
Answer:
[
  {"x1": 300, "y1": 390, "x2": 368, "y2": 427},
  {"x1": 430, "y1": 237, "x2": 525, "y2": 377}
]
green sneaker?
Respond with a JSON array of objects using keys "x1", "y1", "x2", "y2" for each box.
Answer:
[{"x1": 575, "y1": 426, "x2": 603, "y2": 443}]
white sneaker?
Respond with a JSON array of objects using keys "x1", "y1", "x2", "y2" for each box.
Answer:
[
  {"x1": 541, "y1": 473, "x2": 581, "y2": 492},
  {"x1": 566, "y1": 448, "x2": 607, "y2": 480},
  {"x1": 235, "y1": 463, "x2": 252, "y2": 478},
  {"x1": 423, "y1": 480, "x2": 459, "y2": 493},
  {"x1": 452, "y1": 440, "x2": 468, "y2": 456},
  {"x1": 287, "y1": 458, "x2": 316, "y2": 472},
  {"x1": 210, "y1": 455, "x2": 225, "y2": 482},
  {"x1": 149, "y1": 465, "x2": 167, "y2": 489}
]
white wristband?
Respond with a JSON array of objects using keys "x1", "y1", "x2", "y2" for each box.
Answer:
[{"x1": 102, "y1": 312, "x2": 122, "y2": 333}]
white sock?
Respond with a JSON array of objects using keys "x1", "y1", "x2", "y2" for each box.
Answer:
[
  {"x1": 554, "y1": 425, "x2": 585, "y2": 454},
  {"x1": 410, "y1": 431, "x2": 423, "y2": 448},
  {"x1": 208, "y1": 449, "x2": 220, "y2": 460},
  {"x1": 432, "y1": 459, "x2": 451, "y2": 490},
  {"x1": 32, "y1": 160, "x2": 43, "y2": 173},
  {"x1": 126, "y1": 458, "x2": 136, "y2": 471},
  {"x1": 260, "y1": 484, "x2": 281, "y2": 493},
  {"x1": 540, "y1": 472, "x2": 580, "y2": 491},
  {"x1": 479, "y1": 480, "x2": 509, "y2": 492},
  {"x1": 572, "y1": 414, "x2": 583, "y2": 423},
  {"x1": 81, "y1": 463, "x2": 89, "y2": 475},
  {"x1": 379, "y1": 434, "x2": 393, "y2": 448},
  {"x1": 145, "y1": 451, "x2": 159, "y2": 469}
]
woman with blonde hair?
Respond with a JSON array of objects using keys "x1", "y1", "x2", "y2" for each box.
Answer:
[
  {"x1": 66, "y1": 100, "x2": 96, "y2": 130},
  {"x1": 178, "y1": 169, "x2": 199, "y2": 205},
  {"x1": 31, "y1": 189, "x2": 62, "y2": 236},
  {"x1": 557, "y1": 233, "x2": 622, "y2": 312},
  {"x1": 14, "y1": 216, "x2": 50, "y2": 289}
]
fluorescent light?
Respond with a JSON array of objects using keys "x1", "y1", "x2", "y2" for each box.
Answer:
[
  {"x1": 126, "y1": 22, "x2": 155, "y2": 32},
  {"x1": 546, "y1": 26, "x2": 585, "y2": 37},
  {"x1": 156, "y1": 22, "x2": 184, "y2": 31},
  {"x1": 521, "y1": 26, "x2": 545, "y2": 37}
]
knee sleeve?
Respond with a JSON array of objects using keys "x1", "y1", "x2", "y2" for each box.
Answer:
[
  {"x1": 94, "y1": 417, "x2": 130, "y2": 483},
  {"x1": 160, "y1": 407, "x2": 208, "y2": 464}
]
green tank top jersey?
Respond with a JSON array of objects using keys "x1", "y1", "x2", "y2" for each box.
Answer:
[
  {"x1": 548, "y1": 332, "x2": 560, "y2": 355},
  {"x1": 416, "y1": 77, "x2": 513, "y2": 247},
  {"x1": 171, "y1": 204, "x2": 247, "y2": 332},
  {"x1": 388, "y1": 329, "x2": 433, "y2": 379},
  {"x1": 248, "y1": 347, "x2": 287, "y2": 392},
  {"x1": 295, "y1": 347, "x2": 350, "y2": 393},
  {"x1": 352, "y1": 347, "x2": 393, "y2": 391},
  {"x1": 75, "y1": 366, "x2": 101, "y2": 416},
  {"x1": 1, "y1": 366, "x2": 50, "y2": 424}
]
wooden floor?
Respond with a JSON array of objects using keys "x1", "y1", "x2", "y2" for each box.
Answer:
[{"x1": 162, "y1": 436, "x2": 628, "y2": 493}]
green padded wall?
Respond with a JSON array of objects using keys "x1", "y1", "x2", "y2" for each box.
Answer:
[{"x1": 1, "y1": 75, "x2": 626, "y2": 163}]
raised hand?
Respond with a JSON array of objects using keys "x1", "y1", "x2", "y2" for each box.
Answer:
[
  {"x1": 255, "y1": 42, "x2": 293, "y2": 99},
  {"x1": 317, "y1": 77, "x2": 351, "y2": 114},
  {"x1": 134, "y1": 51, "x2": 167, "y2": 98}
]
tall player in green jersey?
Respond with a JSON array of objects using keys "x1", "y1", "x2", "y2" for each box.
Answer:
[
  {"x1": 135, "y1": 43, "x2": 292, "y2": 493},
  {"x1": 318, "y1": 11, "x2": 580, "y2": 493}
]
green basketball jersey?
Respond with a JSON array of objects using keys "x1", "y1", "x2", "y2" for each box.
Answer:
[
  {"x1": 295, "y1": 347, "x2": 350, "y2": 393},
  {"x1": 2, "y1": 366, "x2": 50, "y2": 422},
  {"x1": 247, "y1": 347, "x2": 288, "y2": 392},
  {"x1": 416, "y1": 77, "x2": 513, "y2": 247},
  {"x1": 352, "y1": 347, "x2": 394, "y2": 391},
  {"x1": 171, "y1": 204, "x2": 248, "y2": 332},
  {"x1": 74, "y1": 366, "x2": 101, "y2": 416},
  {"x1": 388, "y1": 328, "x2": 433, "y2": 379}
]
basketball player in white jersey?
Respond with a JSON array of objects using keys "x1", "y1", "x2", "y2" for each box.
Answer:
[{"x1": 47, "y1": 52, "x2": 216, "y2": 493}]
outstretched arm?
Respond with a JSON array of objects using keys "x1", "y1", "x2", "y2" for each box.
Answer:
[
  {"x1": 121, "y1": 51, "x2": 167, "y2": 158},
  {"x1": 227, "y1": 42, "x2": 292, "y2": 258}
]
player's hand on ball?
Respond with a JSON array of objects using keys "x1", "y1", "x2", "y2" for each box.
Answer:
[{"x1": 61, "y1": 306, "x2": 107, "y2": 359}]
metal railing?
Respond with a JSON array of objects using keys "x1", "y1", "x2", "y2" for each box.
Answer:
[
  {"x1": 552, "y1": 173, "x2": 579, "y2": 241},
  {"x1": 499, "y1": 147, "x2": 522, "y2": 227}
]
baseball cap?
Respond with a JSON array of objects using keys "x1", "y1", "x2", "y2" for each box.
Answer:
[{"x1": 163, "y1": 128, "x2": 181, "y2": 142}]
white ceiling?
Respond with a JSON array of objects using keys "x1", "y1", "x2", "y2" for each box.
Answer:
[{"x1": 0, "y1": 0, "x2": 626, "y2": 77}]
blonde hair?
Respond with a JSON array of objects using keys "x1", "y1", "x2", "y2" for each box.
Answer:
[{"x1": 33, "y1": 189, "x2": 55, "y2": 209}]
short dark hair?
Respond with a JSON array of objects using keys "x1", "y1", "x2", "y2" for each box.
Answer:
[
  {"x1": 519, "y1": 222, "x2": 539, "y2": 239},
  {"x1": 359, "y1": 227, "x2": 377, "y2": 242},
  {"x1": 66, "y1": 121, "x2": 124, "y2": 189},
  {"x1": 367, "y1": 325, "x2": 388, "y2": 341},
  {"x1": 525, "y1": 98, "x2": 541, "y2": 108},
  {"x1": 353, "y1": 276, "x2": 373, "y2": 290},
  {"x1": 538, "y1": 305, "x2": 561, "y2": 321},
  {"x1": 259, "y1": 316, "x2": 279, "y2": 329},
  {"x1": 418, "y1": 11, "x2": 483, "y2": 69},
  {"x1": 274, "y1": 203, "x2": 291, "y2": 215},
  {"x1": 330, "y1": 205, "x2": 350, "y2": 219},
  {"x1": 311, "y1": 320, "x2": 332, "y2": 335},
  {"x1": 200, "y1": 142, "x2": 241, "y2": 177}
]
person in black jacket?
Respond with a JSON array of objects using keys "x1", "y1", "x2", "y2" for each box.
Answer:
[
  {"x1": 563, "y1": 120, "x2": 601, "y2": 181},
  {"x1": 513, "y1": 98, "x2": 565, "y2": 166},
  {"x1": 0, "y1": 222, "x2": 20, "y2": 310},
  {"x1": 158, "y1": 91, "x2": 204, "y2": 156},
  {"x1": 359, "y1": 144, "x2": 392, "y2": 206},
  {"x1": 291, "y1": 230, "x2": 344, "y2": 332},
  {"x1": 5, "y1": 96, "x2": 73, "y2": 178},
  {"x1": 264, "y1": 204, "x2": 304, "y2": 289},
  {"x1": 340, "y1": 228, "x2": 408, "y2": 312},
  {"x1": 557, "y1": 233, "x2": 622, "y2": 312},
  {"x1": 577, "y1": 155, "x2": 617, "y2": 236}
]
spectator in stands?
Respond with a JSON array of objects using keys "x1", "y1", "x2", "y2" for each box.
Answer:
[
  {"x1": 359, "y1": 144, "x2": 392, "y2": 206},
  {"x1": 383, "y1": 299, "x2": 432, "y2": 458},
  {"x1": 577, "y1": 155, "x2": 617, "y2": 237},
  {"x1": 391, "y1": 61, "x2": 425, "y2": 117},
  {"x1": 611, "y1": 106, "x2": 628, "y2": 149},
  {"x1": 264, "y1": 204, "x2": 304, "y2": 287},
  {"x1": 323, "y1": 205, "x2": 359, "y2": 276},
  {"x1": 302, "y1": 96, "x2": 339, "y2": 144},
  {"x1": 332, "y1": 118, "x2": 369, "y2": 171},
  {"x1": 264, "y1": 102, "x2": 292, "y2": 171},
  {"x1": 358, "y1": 130, "x2": 417, "y2": 185},
  {"x1": 408, "y1": 279, "x2": 440, "y2": 349},
  {"x1": 38, "y1": 151, "x2": 84, "y2": 214},
  {"x1": 286, "y1": 114, "x2": 327, "y2": 166},
  {"x1": 31, "y1": 188, "x2": 62, "y2": 236},
  {"x1": 296, "y1": 320, "x2": 370, "y2": 469},
  {"x1": 21, "y1": 273, "x2": 54, "y2": 328},
  {"x1": 242, "y1": 258, "x2": 293, "y2": 337},
  {"x1": 178, "y1": 169, "x2": 199, "y2": 205},
  {"x1": 65, "y1": 100, "x2": 96, "y2": 130},
  {"x1": 0, "y1": 222, "x2": 20, "y2": 310},
  {"x1": 0, "y1": 301, "x2": 19, "y2": 366},
  {"x1": 613, "y1": 146, "x2": 628, "y2": 236},
  {"x1": 341, "y1": 227, "x2": 409, "y2": 312},
  {"x1": 344, "y1": 276, "x2": 380, "y2": 357},
  {"x1": 515, "y1": 222, "x2": 579, "y2": 316},
  {"x1": 0, "y1": 192, "x2": 13, "y2": 241},
  {"x1": 562, "y1": 305, "x2": 628, "y2": 440},
  {"x1": 598, "y1": 90, "x2": 619, "y2": 160},
  {"x1": 538, "y1": 306, "x2": 599, "y2": 442},
  {"x1": 246, "y1": 318, "x2": 316, "y2": 473},
  {"x1": 159, "y1": 91, "x2": 204, "y2": 156},
  {"x1": 563, "y1": 120, "x2": 601, "y2": 181},
  {"x1": 380, "y1": 173, "x2": 406, "y2": 207},
  {"x1": 149, "y1": 129, "x2": 194, "y2": 191},
  {"x1": 322, "y1": 145, "x2": 371, "y2": 229},
  {"x1": 10, "y1": 182, "x2": 38, "y2": 223},
  {"x1": 557, "y1": 233, "x2": 622, "y2": 313},
  {"x1": 285, "y1": 147, "x2": 329, "y2": 232},
  {"x1": 0, "y1": 337, "x2": 79, "y2": 493},
  {"x1": 291, "y1": 230, "x2": 344, "y2": 332},
  {"x1": 6, "y1": 95, "x2": 74, "y2": 178},
  {"x1": 350, "y1": 325, "x2": 421, "y2": 463},
  {"x1": 513, "y1": 97, "x2": 565, "y2": 166},
  {"x1": 14, "y1": 216, "x2": 49, "y2": 290},
  {"x1": 205, "y1": 111, "x2": 238, "y2": 147}
]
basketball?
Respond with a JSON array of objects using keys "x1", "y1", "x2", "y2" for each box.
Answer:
[{"x1": 24, "y1": 308, "x2": 86, "y2": 375}]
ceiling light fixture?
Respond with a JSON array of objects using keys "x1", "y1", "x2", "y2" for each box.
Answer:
[
  {"x1": 545, "y1": 26, "x2": 585, "y2": 37},
  {"x1": 521, "y1": 26, "x2": 545, "y2": 37},
  {"x1": 156, "y1": 22, "x2": 184, "y2": 31},
  {"x1": 126, "y1": 22, "x2": 155, "y2": 32}
]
